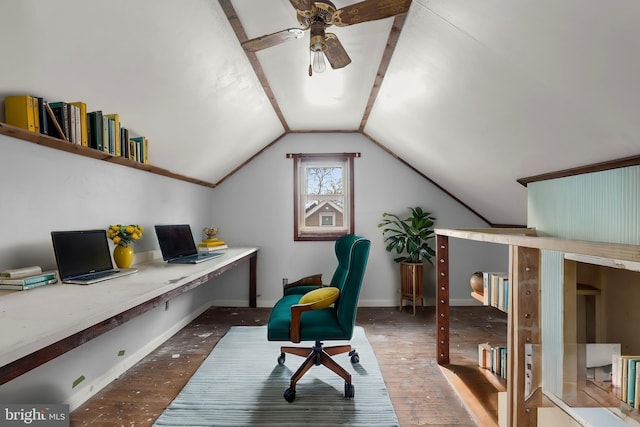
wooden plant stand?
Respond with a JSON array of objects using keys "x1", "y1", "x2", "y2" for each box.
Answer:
[{"x1": 399, "y1": 261, "x2": 424, "y2": 315}]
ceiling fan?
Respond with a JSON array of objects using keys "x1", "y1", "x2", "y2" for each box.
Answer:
[{"x1": 241, "y1": 0, "x2": 412, "y2": 76}]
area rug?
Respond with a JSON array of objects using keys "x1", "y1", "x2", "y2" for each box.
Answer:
[{"x1": 154, "y1": 325, "x2": 399, "y2": 427}]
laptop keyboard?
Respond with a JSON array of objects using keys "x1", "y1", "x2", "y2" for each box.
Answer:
[{"x1": 75, "y1": 270, "x2": 119, "y2": 281}]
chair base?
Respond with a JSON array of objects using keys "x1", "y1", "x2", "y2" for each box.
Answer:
[{"x1": 280, "y1": 340, "x2": 355, "y2": 395}]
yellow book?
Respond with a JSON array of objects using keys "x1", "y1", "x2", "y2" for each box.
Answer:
[
  {"x1": 198, "y1": 241, "x2": 226, "y2": 247},
  {"x1": 143, "y1": 136, "x2": 149, "y2": 164},
  {"x1": 70, "y1": 102, "x2": 88, "y2": 147},
  {"x1": 105, "y1": 113, "x2": 120, "y2": 156},
  {"x1": 32, "y1": 96, "x2": 40, "y2": 133},
  {"x1": 5, "y1": 95, "x2": 37, "y2": 132}
]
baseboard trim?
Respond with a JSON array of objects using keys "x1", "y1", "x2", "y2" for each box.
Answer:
[
  {"x1": 210, "y1": 298, "x2": 484, "y2": 308},
  {"x1": 66, "y1": 301, "x2": 211, "y2": 411}
]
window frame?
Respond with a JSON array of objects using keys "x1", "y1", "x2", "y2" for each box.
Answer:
[{"x1": 288, "y1": 152, "x2": 359, "y2": 241}]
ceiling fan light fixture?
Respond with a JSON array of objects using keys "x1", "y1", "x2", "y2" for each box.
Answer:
[
  {"x1": 309, "y1": 19, "x2": 327, "y2": 74},
  {"x1": 312, "y1": 50, "x2": 326, "y2": 73}
]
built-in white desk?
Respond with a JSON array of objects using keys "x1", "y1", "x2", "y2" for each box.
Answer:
[{"x1": 0, "y1": 247, "x2": 258, "y2": 385}]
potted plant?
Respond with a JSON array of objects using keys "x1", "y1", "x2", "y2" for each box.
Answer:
[{"x1": 378, "y1": 207, "x2": 436, "y2": 314}]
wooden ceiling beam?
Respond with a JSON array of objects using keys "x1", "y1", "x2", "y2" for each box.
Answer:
[
  {"x1": 359, "y1": 14, "x2": 408, "y2": 132},
  {"x1": 218, "y1": 0, "x2": 290, "y2": 132}
]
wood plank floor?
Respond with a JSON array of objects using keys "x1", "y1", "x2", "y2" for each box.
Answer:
[{"x1": 70, "y1": 305, "x2": 506, "y2": 426}]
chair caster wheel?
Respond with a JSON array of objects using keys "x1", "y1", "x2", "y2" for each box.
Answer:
[
  {"x1": 349, "y1": 349, "x2": 359, "y2": 363},
  {"x1": 284, "y1": 387, "x2": 296, "y2": 402},
  {"x1": 277, "y1": 352, "x2": 286, "y2": 365},
  {"x1": 344, "y1": 382, "x2": 355, "y2": 399}
]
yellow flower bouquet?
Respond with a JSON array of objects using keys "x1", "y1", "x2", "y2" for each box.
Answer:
[{"x1": 107, "y1": 224, "x2": 144, "y2": 247}]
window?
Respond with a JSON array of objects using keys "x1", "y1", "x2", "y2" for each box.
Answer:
[{"x1": 288, "y1": 153, "x2": 359, "y2": 241}]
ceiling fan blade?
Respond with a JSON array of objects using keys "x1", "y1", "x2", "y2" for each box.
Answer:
[
  {"x1": 324, "y1": 33, "x2": 351, "y2": 69},
  {"x1": 241, "y1": 28, "x2": 305, "y2": 52},
  {"x1": 331, "y1": 0, "x2": 412, "y2": 26},
  {"x1": 289, "y1": 0, "x2": 313, "y2": 17}
]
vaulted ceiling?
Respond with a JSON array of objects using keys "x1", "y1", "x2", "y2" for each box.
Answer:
[{"x1": 3, "y1": 0, "x2": 640, "y2": 226}]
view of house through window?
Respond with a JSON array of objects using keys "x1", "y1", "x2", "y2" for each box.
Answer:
[{"x1": 288, "y1": 153, "x2": 358, "y2": 241}]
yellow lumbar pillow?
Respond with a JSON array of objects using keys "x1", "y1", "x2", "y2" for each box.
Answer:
[{"x1": 299, "y1": 287, "x2": 340, "y2": 310}]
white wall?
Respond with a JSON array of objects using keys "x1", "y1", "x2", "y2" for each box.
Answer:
[
  {"x1": 208, "y1": 132, "x2": 508, "y2": 307},
  {"x1": 0, "y1": 135, "x2": 215, "y2": 267}
]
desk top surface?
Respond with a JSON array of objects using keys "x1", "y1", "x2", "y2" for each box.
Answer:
[{"x1": 0, "y1": 247, "x2": 258, "y2": 367}]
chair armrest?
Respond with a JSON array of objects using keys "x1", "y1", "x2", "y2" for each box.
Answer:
[
  {"x1": 283, "y1": 274, "x2": 323, "y2": 294},
  {"x1": 289, "y1": 303, "x2": 314, "y2": 343}
]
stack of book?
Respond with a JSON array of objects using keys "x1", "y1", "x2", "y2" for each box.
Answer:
[
  {"x1": 197, "y1": 237, "x2": 228, "y2": 253},
  {"x1": 612, "y1": 353, "x2": 640, "y2": 408},
  {"x1": 478, "y1": 342, "x2": 508, "y2": 379},
  {"x1": 0, "y1": 266, "x2": 58, "y2": 291},
  {"x1": 480, "y1": 271, "x2": 509, "y2": 311}
]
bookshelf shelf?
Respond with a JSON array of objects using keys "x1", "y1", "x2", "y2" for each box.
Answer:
[
  {"x1": 0, "y1": 122, "x2": 216, "y2": 189},
  {"x1": 471, "y1": 291, "x2": 484, "y2": 303}
]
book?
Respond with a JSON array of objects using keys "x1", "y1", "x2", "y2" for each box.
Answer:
[
  {"x1": 478, "y1": 343, "x2": 492, "y2": 369},
  {"x1": 131, "y1": 136, "x2": 149, "y2": 164},
  {"x1": 198, "y1": 241, "x2": 226, "y2": 247},
  {"x1": 68, "y1": 103, "x2": 78, "y2": 143},
  {"x1": 619, "y1": 355, "x2": 640, "y2": 402},
  {"x1": 0, "y1": 265, "x2": 42, "y2": 278},
  {"x1": 198, "y1": 244, "x2": 228, "y2": 252},
  {"x1": 87, "y1": 111, "x2": 104, "y2": 150},
  {"x1": 503, "y1": 278, "x2": 509, "y2": 311},
  {"x1": 102, "y1": 115, "x2": 109, "y2": 153},
  {"x1": 129, "y1": 138, "x2": 137, "y2": 161},
  {"x1": 32, "y1": 96, "x2": 40, "y2": 133},
  {"x1": 70, "y1": 102, "x2": 88, "y2": 147},
  {"x1": 481, "y1": 272, "x2": 507, "y2": 307},
  {"x1": 105, "y1": 114, "x2": 121, "y2": 156},
  {"x1": 120, "y1": 127, "x2": 130, "y2": 158},
  {"x1": 4, "y1": 95, "x2": 37, "y2": 132},
  {"x1": 0, "y1": 277, "x2": 58, "y2": 291},
  {"x1": 202, "y1": 238, "x2": 222, "y2": 243},
  {"x1": 49, "y1": 102, "x2": 70, "y2": 141},
  {"x1": 44, "y1": 102, "x2": 67, "y2": 140},
  {"x1": 107, "y1": 116, "x2": 115, "y2": 154},
  {"x1": 0, "y1": 271, "x2": 57, "y2": 286},
  {"x1": 36, "y1": 97, "x2": 49, "y2": 136},
  {"x1": 636, "y1": 366, "x2": 640, "y2": 409},
  {"x1": 628, "y1": 358, "x2": 640, "y2": 406}
]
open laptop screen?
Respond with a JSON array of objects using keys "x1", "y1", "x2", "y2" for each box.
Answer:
[
  {"x1": 51, "y1": 230, "x2": 114, "y2": 280},
  {"x1": 155, "y1": 224, "x2": 198, "y2": 261}
]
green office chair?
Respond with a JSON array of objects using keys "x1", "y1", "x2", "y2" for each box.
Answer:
[{"x1": 267, "y1": 234, "x2": 371, "y2": 402}]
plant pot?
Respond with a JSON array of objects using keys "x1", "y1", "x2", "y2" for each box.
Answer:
[
  {"x1": 399, "y1": 261, "x2": 424, "y2": 315},
  {"x1": 113, "y1": 245, "x2": 134, "y2": 269}
]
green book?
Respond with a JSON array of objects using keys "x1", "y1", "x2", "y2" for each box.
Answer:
[
  {"x1": 0, "y1": 271, "x2": 56, "y2": 286},
  {"x1": 0, "y1": 278, "x2": 58, "y2": 291},
  {"x1": 87, "y1": 111, "x2": 103, "y2": 151}
]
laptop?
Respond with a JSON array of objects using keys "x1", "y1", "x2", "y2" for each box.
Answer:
[
  {"x1": 51, "y1": 229, "x2": 138, "y2": 285},
  {"x1": 155, "y1": 224, "x2": 223, "y2": 264}
]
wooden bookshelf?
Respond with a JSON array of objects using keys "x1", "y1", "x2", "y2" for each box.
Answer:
[
  {"x1": 435, "y1": 227, "x2": 640, "y2": 426},
  {"x1": 0, "y1": 122, "x2": 216, "y2": 189}
]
